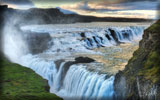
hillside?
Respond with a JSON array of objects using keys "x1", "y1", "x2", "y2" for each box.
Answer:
[
  {"x1": 114, "y1": 20, "x2": 160, "y2": 100},
  {"x1": 0, "y1": 55, "x2": 62, "y2": 100},
  {"x1": 1, "y1": 5, "x2": 152, "y2": 26},
  {"x1": 0, "y1": 5, "x2": 62, "y2": 100}
]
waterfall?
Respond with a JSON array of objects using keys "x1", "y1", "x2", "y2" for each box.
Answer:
[
  {"x1": 2, "y1": 24, "x2": 29, "y2": 63},
  {"x1": 20, "y1": 25, "x2": 145, "y2": 51},
  {"x1": 20, "y1": 55, "x2": 115, "y2": 100},
  {"x1": 57, "y1": 65, "x2": 115, "y2": 100},
  {"x1": 2, "y1": 24, "x2": 145, "y2": 100},
  {"x1": 83, "y1": 27, "x2": 144, "y2": 49}
]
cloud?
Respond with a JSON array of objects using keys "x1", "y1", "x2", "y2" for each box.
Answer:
[
  {"x1": 124, "y1": 0, "x2": 157, "y2": 2},
  {"x1": 2, "y1": 0, "x2": 34, "y2": 9},
  {"x1": 2, "y1": 0, "x2": 33, "y2": 5},
  {"x1": 115, "y1": 1, "x2": 158, "y2": 10},
  {"x1": 60, "y1": 0, "x2": 158, "y2": 19},
  {"x1": 61, "y1": 1, "x2": 159, "y2": 12},
  {"x1": 61, "y1": 1, "x2": 125, "y2": 13},
  {"x1": 2, "y1": 0, "x2": 159, "y2": 18}
]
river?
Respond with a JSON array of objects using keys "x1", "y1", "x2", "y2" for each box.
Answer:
[{"x1": 2, "y1": 22, "x2": 150, "y2": 100}]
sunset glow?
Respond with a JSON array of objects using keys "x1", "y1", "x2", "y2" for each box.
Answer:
[{"x1": 1, "y1": 0, "x2": 159, "y2": 19}]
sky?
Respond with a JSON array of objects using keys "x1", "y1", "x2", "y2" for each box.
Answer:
[{"x1": 1, "y1": 0, "x2": 160, "y2": 19}]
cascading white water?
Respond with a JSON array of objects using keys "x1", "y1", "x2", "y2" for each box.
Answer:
[
  {"x1": 22, "y1": 25, "x2": 144, "y2": 51},
  {"x1": 2, "y1": 23, "x2": 146, "y2": 100},
  {"x1": 2, "y1": 24, "x2": 29, "y2": 63},
  {"x1": 83, "y1": 27, "x2": 144, "y2": 49},
  {"x1": 20, "y1": 55, "x2": 115, "y2": 100},
  {"x1": 56, "y1": 65, "x2": 114, "y2": 100}
]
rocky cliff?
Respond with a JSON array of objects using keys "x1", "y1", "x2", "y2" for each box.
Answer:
[
  {"x1": 114, "y1": 20, "x2": 160, "y2": 100},
  {"x1": 0, "y1": 5, "x2": 7, "y2": 54}
]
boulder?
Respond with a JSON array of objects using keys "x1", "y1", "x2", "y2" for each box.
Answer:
[{"x1": 24, "y1": 31, "x2": 52, "y2": 54}]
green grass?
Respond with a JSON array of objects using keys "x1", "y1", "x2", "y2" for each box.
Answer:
[
  {"x1": 123, "y1": 20, "x2": 160, "y2": 86},
  {"x1": 0, "y1": 57, "x2": 63, "y2": 100},
  {"x1": 143, "y1": 51, "x2": 160, "y2": 83},
  {"x1": 147, "y1": 20, "x2": 160, "y2": 33}
]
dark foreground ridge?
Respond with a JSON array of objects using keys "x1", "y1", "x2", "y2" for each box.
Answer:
[{"x1": 114, "y1": 20, "x2": 160, "y2": 100}]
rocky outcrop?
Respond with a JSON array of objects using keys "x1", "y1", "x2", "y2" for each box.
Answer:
[
  {"x1": 108, "y1": 28, "x2": 121, "y2": 44},
  {"x1": 0, "y1": 5, "x2": 8, "y2": 54},
  {"x1": 55, "y1": 57, "x2": 95, "y2": 77},
  {"x1": 23, "y1": 31, "x2": 52, "y2": 54},
  {"x1": 114, "y1": 20, "x2": 160, "y2": 100}
]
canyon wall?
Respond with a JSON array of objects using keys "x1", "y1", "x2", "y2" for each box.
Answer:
[{"x1": 114, "y1": 20, "x2": 160, "y2": 100}]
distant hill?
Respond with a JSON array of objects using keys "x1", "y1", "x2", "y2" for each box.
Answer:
[
  {"x1": 56, "y1": 7, "x2": 77, "y2": 14},
  {"x1": 0, "y1": 5, "x2": 153, "y2": 26}
]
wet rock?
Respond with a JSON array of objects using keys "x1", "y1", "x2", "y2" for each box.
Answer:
[
  {"x1": 0, "y1": 5, "x2": 7, "y2": 54},
  {"x1": 55, "y1": 59, "x2": 65, "y2": 71},
  {"x1": 86, "y1": 38, "x2": 93, "y2": 47},
  {"x1": 105, "y1": 34, "x2": 111, "y2": 40},
  {"x1": 74, "y1": 57, "x2": 95, "y2": 63},
  {"x1": 108, "y1": 28, "x2": 121, "y2": 44},
  {"x1": 24, "y1": 31, "x2": 52, "y2": 54},
  {"x1": 122, "y1": 30, "x2": 133, "y2": 40},
  {"x1": 80, "y1": 32, "x2": 86, "y2": 38}
]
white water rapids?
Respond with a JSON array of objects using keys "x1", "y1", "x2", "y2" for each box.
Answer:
[{"x1": 2, "y1": 23, "x2": 146, "y2": 100}]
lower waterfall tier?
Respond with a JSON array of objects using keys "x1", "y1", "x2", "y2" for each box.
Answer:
[{"x1": 20, "y1": 55, "x2": 115, "y2": 100}]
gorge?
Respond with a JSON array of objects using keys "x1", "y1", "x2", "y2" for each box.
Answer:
[
  {"x1": 0, "y1": 5, "x2": 159, "y2": 100},
  {"x1": 114, "y1": 20, "x2": 160, "y2": 100}
]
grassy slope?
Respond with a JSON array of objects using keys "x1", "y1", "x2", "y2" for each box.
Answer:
[
  {"x1": 127, "y1": 20, "x2": 160, "y2": 83},
  {"x1": 122, "y1": 19, "x2": 160, "y2": 98},
  {"x1": 0, "y1": 56, "x2": 62, "y2": 100},
  {"x1": 140, "y1": 20, "x2": 160, "y2": 84}
]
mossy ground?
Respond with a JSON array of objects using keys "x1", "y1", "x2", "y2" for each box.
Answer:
[
  {"x1": 119, "y1": 20, "x2": 160, "y2": 99},
  {"x1": 142, "y1": 51, "x2": 160, "y2": 83},
  {"x1": 147, "y1": 20, "x2": 160, "y2": 33},
  {"x1": 0, "y1": 56, "x2": 62, "y2": 100},
  {"x1": 137, "y1": 20, "x2": 160, "y2": 84}
]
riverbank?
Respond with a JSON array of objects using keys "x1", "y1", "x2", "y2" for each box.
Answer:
[
  {"x1": 114, "y1": 20, "x2": 160, "y2": 100},
  {"x1": 0, "y1": 55, "x2": 62, "y2": 100}
]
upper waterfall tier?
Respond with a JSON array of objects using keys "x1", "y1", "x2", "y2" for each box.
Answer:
[{"x1": 21, "y1": 25, "x2": 145, "y2": 54}]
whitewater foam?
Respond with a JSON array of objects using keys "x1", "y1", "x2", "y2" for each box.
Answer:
[
  {"x1": 20, "y1": 55, "x2": 115, "y2": 100},
  {"x1": 2, "y1": 23, "x2": 146, "y2": 100}
]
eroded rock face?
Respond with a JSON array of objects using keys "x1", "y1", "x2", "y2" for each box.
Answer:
[
  {"x1": 114, "y1": 20, "x2": 160, "y2": 100},
  {"x1": 108, "y1": 28, "x2": 121, "y2": 44},
  {"x1": 0, "y1": 5, "x2": 7, "y2": 54},
  {"x1": 114, "y1": 71, "x2": 127, "y2": 100},
  {"x1": 23, "y1": 31, "x2": 52, "y2": 54}
]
